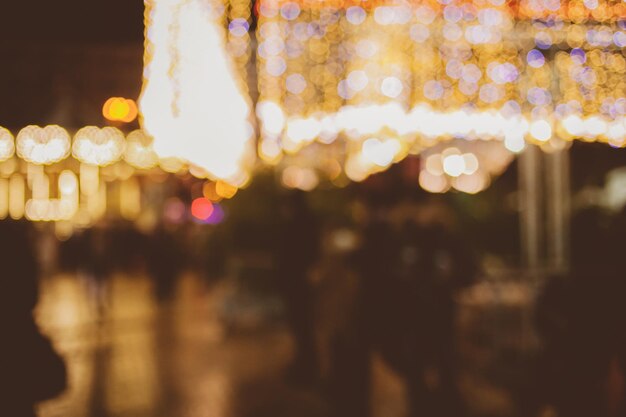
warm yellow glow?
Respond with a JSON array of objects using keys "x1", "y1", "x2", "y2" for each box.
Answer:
[
  {"x1": 140, "y1": 0, "x2": 254, "y2": 183},
  {"x1": 26, "y1": 163, "x2": 44, "y2": 189},
  {"x1": 443, "y1": 154, "x2": 466, "y2": 178},
  {"x1": 8, "y1": 174, "x2": 25, "y2": 220},
  {"x1": 25, "y1": 198, "x2": 78, "y2": 222},
  {"x1": 103, "y1": 97, "x2": 138, "y2": 123},
  {"x1": 24, "y1": 168, "x2": 78, "y2": 222},
  {"x1": 54, "y1": 221, "x2": 73, "y2": 241},
  {"x1": 0, "y1": 127, "x2": 15, "y2": 161},
  {"x1": 453, "y1": 172, "x2": 490, "y2": 194},
  {"x1": 16, "y1": 125, "x2": 71, "y2": 165},
  {"x1": 202, "y1": 182, "x2": 222, "y2": 202},
  {"x1": 419, "y1": 170, "x2": 450, "y2": 194},
  {"x1": 0, "y1": 157, "x2": 16, "y2": 177},
  {"x1": 80, "y1": 163, "x2": 100, "y2": 197},
  {"x1": 361, "y1": 138, "x2": 402, "y2": 168},
  {"x1": 120, "y1": 177, "x2": 141, "y2": 220},
  {"x1": 84, "y1": 182, "x2": 107, "y2": 220},
  {"x1": 124, "y1": 130, "x2": 159, "y2": 169},
  {"x1": 58, "y1": 170, "x2": 78, "y2": 196},
  {"x1": 504, "y1": 133, "x2": 526, "y2": 153},
  {"x1": 215, "y1": 181, "x2": 238, "y2": 199},
  {"x1": 530, "y1": 120, "x2": 553, "y2": 142},
  {"x1": 159, "y1": 157, "x2": 186, "y2": 173},
  {"x1": 73, "y1": 126, "x2": 125, "y2": 166},
  {"x1": 420, "y1": 142, "x2": 511, "y2": 194},
  {"x1": 0, "y1": 178, "x2": 8, "y2": 219},
  {"x1": 31, "y1": 172, "x2": 50, "y2": 201},
  {"x1": 252, "y1": 1, "x2": 625, "y2": 188},
  {"x1": 281, "y1": 166, "x2": 319, "y2": 191}
]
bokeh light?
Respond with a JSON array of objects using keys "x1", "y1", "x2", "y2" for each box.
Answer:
[
  {"x1": 140, "y1": 0, "x2": 254, "y2": 183},
  {"x1": 103, "y1": 97, "x2": 138, "y2": 123},
  {"x1": 73, "y1": 126, "x2": 125, "y2": 166},
  {"x1": 16, "y1": 125, "x2": 71, "y2": 165},
  {"x1": 191, "y1": 197, "x2": 214, "y2": 220},
  {"x1": 0, "y1": 127, "x2": 15, "y2": 162}
]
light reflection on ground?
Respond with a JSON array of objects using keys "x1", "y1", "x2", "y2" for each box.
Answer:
[
  {"x1": 34, "y1": 272, "x2": 524, "y2": 417},
  {"x1": 35, "y1": 273, "x2": 294, "y2": 417}
]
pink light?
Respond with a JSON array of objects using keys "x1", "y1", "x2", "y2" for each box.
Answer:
[{"x1": 191, "y1": 198, "x2": 214, "y2": 220}]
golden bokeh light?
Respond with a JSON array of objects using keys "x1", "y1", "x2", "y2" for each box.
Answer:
[
  {"x1": 251, "y1": 0, "x2": 625, "y2": 188},
  {"x1": 124, "y1": 130, "x2": 160, "y2": 170},
  {"x1": 73, "y1": 126, "x2": 126, "y2": 166},
  {"x1": 140, "y1": 0, "x2": 255, "y2": 183},
  {"x1": 202, "y1": 182, "x2": 222, "y2": 202},
  {"x1": 16, "y1": 125, "x2": 71, "y2": 165},
  {"x1": 0, "y1": 127, "x2": 15, "y2": 162},
  {"x1": 215, "y1": 181, "x2": 238, "y2": 199},
  {"x1": 103, "y1": 97, "x2": 139, "y2": 123}
]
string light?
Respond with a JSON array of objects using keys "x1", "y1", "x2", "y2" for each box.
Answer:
[{"x1": 252, "y1": 0, "x2": 625, "y2": 188}]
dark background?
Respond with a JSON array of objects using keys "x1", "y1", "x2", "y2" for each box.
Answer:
[{"x1": 0, "y1": 1, "x2": 144, "y2": 128}]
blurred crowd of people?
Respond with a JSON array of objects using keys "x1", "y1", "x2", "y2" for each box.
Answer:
[
  {"x1": 2, "y1": 191, "x2": 626, "y2": 417},
  {"x1": 275, "y1": 190, "x2": 478, "y2": 417},
  {"x1": 272, "y1": 191, "x2": 626, "y2": 417}
]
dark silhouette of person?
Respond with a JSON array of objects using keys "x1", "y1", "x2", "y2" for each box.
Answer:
[
  {"x1": 397, "y1": 221, "x2": 474, "y2": 417},
  {"x1": 275, "y1": 190, "x2": 320, "y2": 384},
  {"x1": 148, "y1": 226, "x2": 182, "y2": 302},
  {"x1": 0, "y1": 220, "x2": 67, "y2": 417},
  {"x1": 344, "y1": 201, "x2": 398, "y2": 417},
  {"x1": 360, "y1": 195, "x2": 476, "y2": 417},
  {"x1": 302, "y1": 219, "x2": 370, "y2": 417},
  {"x1": 80, "y1": 227, "x2": 111, "y2": 319}
]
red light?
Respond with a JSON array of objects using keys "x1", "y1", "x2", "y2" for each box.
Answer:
[{"x1": 191, "y1": 198, "x2": 214, "y2": 220}]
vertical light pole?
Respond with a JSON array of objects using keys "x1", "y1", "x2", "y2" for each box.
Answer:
[
  {"x1": 519, "y1": 144, "x2": 543, "y2": 275},
  {"x1": 545, "y1": 146, "x2": 570, "y2": 275}
]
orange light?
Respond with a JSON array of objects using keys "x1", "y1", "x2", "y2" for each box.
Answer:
[
  {"x1": 191, "y1": 198, "x2": 214, "y2": 220},
  {"x1": 103, "y1": 97, "x2": 138, "y2": 123},
  {"x1": 202, "y1": 182, "x2": 222, "y2": 202},
  {"x1": 215, "y1": 181, "x2": 238, "y2": 199}
]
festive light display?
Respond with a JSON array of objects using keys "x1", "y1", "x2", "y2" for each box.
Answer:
[
  {"x1": 0, "y1": 123, "x2": 243, "y2": 228},
  {"x1": 135, "y1": 0, "x2": 626, "y2": 193},
  {"x1": 253, "y1": 0, "x2": 625, "y2": 186},
  {"x1": 0, "y1": 0, "x2": 623, "y2": 229},
  {"x1": 0, "y1": 125, "x2": 163, "y2": 225},
  {"x1": 16, "y1": 125, "x2": 71, "y2": 165},
  {"x1": 420, "y1": 139, "x2": 514, "y2": 193},
  {"x1": 124, "y1": 130, "x2": 160, "y2": 170},
  {"x1": 73, "y1": 126, "x2": 126, "y2": 166},
  {"x1": 0, "y1": 128, "x2": 15, "y2": 162},
  {"x1": 140, "y1": 0, "x2": 255, "y2": 185}
]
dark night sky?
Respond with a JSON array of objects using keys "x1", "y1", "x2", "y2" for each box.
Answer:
[
  {"x1": 1, "y1": 1, "x2": 144, "y2": 43},
  {"x1": 0, "y1": 1, "x2": 145, "y2": 127}
]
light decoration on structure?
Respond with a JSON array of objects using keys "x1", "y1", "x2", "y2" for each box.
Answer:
[
  {"x1": 73, "y1": 126, "x2": 126, "y2": 166},
  {"x1": 0, "y1": 124, "x2": 174, "y2": 225},
  {"x1": 140, "y1": 0, "x2": 255, "y2": 186},
  {"x1": 25, "y1": 170, "x2": 79, "y2": 222},
  {"x1": 252, "y1": 0, "x2": 626, "y2": 190},
  {"x1": 124, "y1": 130, "x2": 160, "y2": 170},
  {"x1": 16, "y1": 125, "x2": 71, "y2": 165},
  {"x1": 0, "y1": 128, "x2": 15, "y2": 162},
  {"x1": 420, "y1": 140, "x2": 514, "y2": 193}
]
